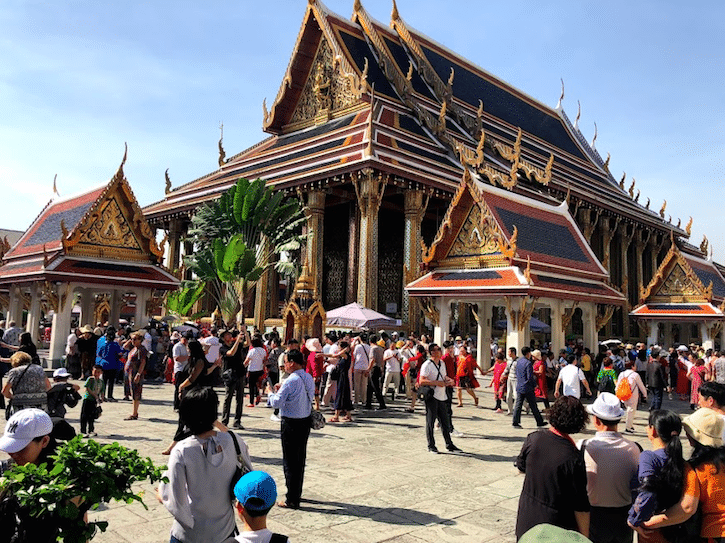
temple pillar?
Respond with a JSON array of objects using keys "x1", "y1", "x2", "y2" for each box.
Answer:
[
  {"x1": 49, "y1": 285, "x2": 74, "y2": 367},
  {"x1": 581, "y1": 302, "x2": 598, "y2": 352},
  {"x1": 434, "y1": 298, "x2": 450, "y2": 346},
  {"x1": 663, "y1": 321, "x2": 673, "y2": 348},
  {"x1": 601, "y1": 220, "x2": 615, "y2": 339},
  {"x1": 504, "y1": 298, "x2": 530, "y2": 356},
  {"x1": 354, "y1": 169, "x2": 386, "y2": 310},
  {"x1": 305, "y1": 191, "x2": 326, "y2": 301},
  {"x1": 109, "y1": 289, "x2": 121, "y2": 327},
  {"x1": 701, "y1": 322, "x2": 714, "y2": 351},
  {"x1": 720, "y1": 325, "x2": 725, "y2": 352},
  {"x1": 25, "y1": 284, "x2": 42, "y2": 340},
  {"x1": 403, "y1": 190, "x2": 426, "y2": 332},
  {"x1": 6, "y1": 286, "x2": 22, "y2": 326},
  {"x1": 346, "y1": 203, "x2": 359, "y2": 304},
  {"x1": 475, "y1": 301, "x2": 492, "y2": 370},
  {"x1": 619, "y1": 224, "x2": 635, "y2": 340},
  {"x1": 549, "y1": 299, "x2": 565, "y2": 354},
  {"x1": 167, "y1": 218, "x2": 182, "y2": 273},
  {"x1": 79, "y1": 288, "x2": 95, "y2": 327},
  {"x1": 133, "y1": 289, "x2": 148, "y2": 329},
  {"x1": 647, "y1": 320, "x2": 660, "y2": 348}
]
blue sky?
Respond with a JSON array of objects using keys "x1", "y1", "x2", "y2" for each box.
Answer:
[{"x1": 1, "y1": 0, "x2": 724, "y2": 263}]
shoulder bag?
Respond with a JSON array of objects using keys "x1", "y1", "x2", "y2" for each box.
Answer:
[
  {"x1": 417, "y1": 361, "x2": 442, "y2": 402},
  {"x1": 304, "y1": 378, "x2": 326, "y2": 430},
  {"x1": 228, "y1": 431, "x2": 253, "y2": 501}
]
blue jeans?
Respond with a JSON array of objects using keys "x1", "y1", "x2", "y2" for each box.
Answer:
[{"x1": 649, "y1": 387, "x2": 664, "y2": 411}]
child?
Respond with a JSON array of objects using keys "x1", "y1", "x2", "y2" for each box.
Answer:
[
  {"x1": 230, "y1": 471, "x2": 290, "y2": 543},
  {"x1": 486, "y1": 352, "x2": 507, "y2": 413},
  {"x1": 81, "y1": 364, "x2": 104, "y2": 437}
]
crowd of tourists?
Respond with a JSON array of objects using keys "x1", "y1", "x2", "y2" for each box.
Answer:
[{"x1": 4, "y1": 314, "x2": 725, "y2": 543}]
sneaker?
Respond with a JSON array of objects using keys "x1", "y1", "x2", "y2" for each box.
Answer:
[
  {"x1": 83, "y1": 433, "x2": 90, "y2": 438},
  {"x1": 247, "y1": 404, "x2": 255, "y2": 408},
  {"x1": 270, "y1": 414, "x2": 281, "y2": 422},
  {"x1": 452, "y1": 429, "x2": 464, "y2": 438},
  {"x1": 495, "y1": 408, "x2": 503, "y2": 413},
  {"x1": 232, "y1": 421, "x2": 243, "y2": 429},
  {"x1": 428, "y1": 446, "x2": 439, "y2": 454},
  {"x1": 536, "y1": 422, "x2": 548, "y2": 428},
  {"x1": 625, "y1": 428, "x2": 635, "y2": 434},
  {"x1": 90, "y1": 432, "x2": 98, "y2": 437},
  {"x1": 512, "y1": 423, "x2": 522, "y2": 428},
  {"x1": 446, "y1": 445, "x2": 463, "y2": 453}
]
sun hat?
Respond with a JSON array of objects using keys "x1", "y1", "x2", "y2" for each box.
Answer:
[
  {"x1": 531, "y1": 349, "x2": 542, "y2": 361},
  {"x1": 171, "y1": 331, "x2": 181, "y2": 341},
  {"x1": 682, "y1": 408, "x2": 724, "y2": 448},
  {"x1": 305, "y1": 338, "x2": 323, "y2": 353},
  {"x1": 455, "y1": 336, "x2": 463, "y2": 341},
  {"x1": 53, "y1": 367, "x2": 70, "y2": 379},
  {"x1": 233, "y1": 471, "x2": 277, "y2": 511},
  {"x1": 0, "y1": 409, "x2": 53, "y2": 454},
  {"x1": 80, "y1": 324, "x2": 94, "y2": 334},
  {"x1": 677, "y1": 345, "x2": 689, "y2": 352},
  {"x1": 586, "y1": 392, "x2": 624, "y2": 422},
  {"x1": 519, "y1": 524, "x2": 591, "y2": 543}
]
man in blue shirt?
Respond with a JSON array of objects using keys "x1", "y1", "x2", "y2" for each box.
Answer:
[
  {"x1": 512, "y1": 346, "x2": 547, "y2": 429},
  {"x1": 267, "y1": 349, "x2": 314, "y2": 509}
]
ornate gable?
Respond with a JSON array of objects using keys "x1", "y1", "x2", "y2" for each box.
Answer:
[
  {"x1": 422, "y1": 169, "x2": 514, "y2": 270},
  {"x1": 640, "y1": 243, "x2": 712, "y2": 304},
  {"x1": 263, "y1": 0, "x2": 367, "y2": 134},
  {"x1": 62, "y1": 152, "x2": 165, "y2": 263}
]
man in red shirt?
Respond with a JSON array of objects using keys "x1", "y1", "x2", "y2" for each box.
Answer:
[{"x1": 442, "y1": 341, "x2": 463, "y2": 437}]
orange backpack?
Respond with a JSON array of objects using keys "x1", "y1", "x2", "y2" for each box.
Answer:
[{"x1": 616, "y1": 373, "x2": 633, "y2": 401}]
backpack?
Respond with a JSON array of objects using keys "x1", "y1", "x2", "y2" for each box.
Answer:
[
  {"x1": 616, "y1": 373, "x2": 633, "y2": 401},
  {"x1": 597, "y1": 373, "x2": 615, "y2": 395}
]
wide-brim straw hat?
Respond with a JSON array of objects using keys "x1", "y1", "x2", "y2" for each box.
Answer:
[
  {"x1": 683, "y1": 408, "x2": 724, "y2": 448},
  {"x1": 80, "y1": 324, "x2": 94, "y2": 334},
  {"x1": 531, "y1": 349, "x2": 542, "y2": 360},
  {"x1": 305, "y1": 338, "x2": 323, "y2": 353}
]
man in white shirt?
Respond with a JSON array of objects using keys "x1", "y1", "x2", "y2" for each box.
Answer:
[
  {"x1": 419, "y1": 343, "x2": 461, "y2": 454},
  {"x1": 172, "y1": 332, "x2": 191, "y2": 410},
  {"x1": 321, "y1": 333, "x2": 340, "y2": 406},
  {"x1": 577, "y1": 393, "x2": 640, "y2": 543},
  {"x1": 555, "y1": 357, "x2": 591, "y2": 399},
  {"x1": 352, "y1": 336, "x2": 371, "y2": 408},
  {"x1": 383, "y1": 343, "x2": 402, "y2": 402},
  {"x1": 201, "y1": 327, "x2": 222, "y2": 365}
]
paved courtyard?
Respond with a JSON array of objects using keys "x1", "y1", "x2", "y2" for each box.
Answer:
[{"x1": 1, "y1": 375, "x2": 689, "y2": 543}]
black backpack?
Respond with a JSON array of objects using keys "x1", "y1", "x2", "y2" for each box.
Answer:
[{"x1": 597, "y1": 373, "x2": 615, "y2": 394}]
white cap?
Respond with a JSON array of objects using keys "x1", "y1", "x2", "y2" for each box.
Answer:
[
  {"x1": 0, "y1": 409, "x2": 53, "y2": 454},
  {"x1": 586, "y1": 392, "x2": 625, "y2": 422},
  {"x1": 53, "y1": 367, "x2": 70, "y2": 379}
]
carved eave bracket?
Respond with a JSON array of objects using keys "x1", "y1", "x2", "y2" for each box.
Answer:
[
  {"x1": 491, "y1": 128, "x2": 554, "y2": 189},
  {"x1": 421, "y1": 296, "x2": 440, "y2": 326},
  {"x1": 596, "y1": 304, "x2": 616, "y2": 332},
  {"x1": 505, "y1": 296, "x2": 537, "y2": 331}
]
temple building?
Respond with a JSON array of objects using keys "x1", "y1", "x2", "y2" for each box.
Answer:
[
  {"x1": 0, "y1": 154, "x2": 179, "y2": 364},
  {"x1": 143, "y1": 0, "x2": 724, "y2": 357}
]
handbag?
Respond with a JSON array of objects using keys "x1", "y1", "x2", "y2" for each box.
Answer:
[
  {"x1": 304, "y1": 380, "x2": 326, "y2": 430},
  {"x1": 417, "y1": 361, "x2": 443, "y2": 402},
  {"x1": 330, "y1": 365, "x2": 341, "y2": 381},
  {"x1": 229, "y1": 432, "x2": 253, "y2": 501},
  {"x1": 94, "y1": 404, "x2": 103, "y2": 419}
]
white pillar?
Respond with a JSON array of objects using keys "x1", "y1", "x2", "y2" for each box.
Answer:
[
  {"x1": 549, "y1": 299, "x2": 565, "y2": 354},
  {"x1": 49, "y1": 286, "x2": 73, "y2": 367},
  {"x1": 476, "y1": 301, "x2": 492, "y2": 370},
  {"x1": 108, "y1": 289, "x2": 121, "y2": 328},
  {"x1": 26, "y1": 284, "x2": 42, "y2": 340},
  {"x1": 701, "y1": 322, "x2": 714, "y2": 351},
  {"x1": 581, "y1": 302, "x2": 598, "y2": 352},
  {"x1": 78, "y1": 288, "x2": 93, "y2": 327},
  {"x1": 505, "y1": 302, "x2": 526, "y2": 355},
  {"x1": 133, "y1": 289, "x2": 148, "y2": 329},
  {"x1": 434, "y1": 298, "x2": 450, "y2": 346},
  {"x1": 6, "y1": 286, "x2": 22, "y2": 326},
  {"x1": 663, "y1": 322, "x2": 673, "y2": 349}
]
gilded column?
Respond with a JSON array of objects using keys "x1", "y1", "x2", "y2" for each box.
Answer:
[
  {"x1": 600, "y1": 219, "x2": 615, "y2": 338},
  {"x1": 305, "y1": 190, "x2": 326, "y2": 302},
  {"x1": 353, "y1": 169, "x2": 387, "y2": 310},
  {"x1": 346, "y1": 203, "x2": 359, "y2": 304},
  {"x1": 619, "y1": 224, "x2": 635, "y2": 340},
  {"x1": 167, "y1": 219, "x2": 182, "y2": 274},
  {"x1": 403, "y1": 190, "x2": 426, "y2": 332}
]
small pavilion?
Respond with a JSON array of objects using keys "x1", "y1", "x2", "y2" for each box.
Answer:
[
  {"x1": 406, "y1": 170, "x2": 626, "y2": 368},
  {"x1": 0, "y1": 154, "x2": 179, "y2": 365},
  {"x1": 631, "y1": 240, "x2": 725, "y2": 350}
]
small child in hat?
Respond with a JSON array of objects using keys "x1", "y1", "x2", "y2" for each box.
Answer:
[{"x1": 228, "y1": 471, "x2": 290, "y2": 543}]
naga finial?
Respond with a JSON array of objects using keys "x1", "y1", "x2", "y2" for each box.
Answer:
[
  {"x1": 619, "y1": 172, "x2": 626, "y2": 190},
  {"x1": 645, "y1": 197, "x2": 650, "y2": 210},
  {"x1": 574, "y1": 100, "x2": 581, "y2": 129},
  {"x1": 165, "y1": 168, "x2": 172, "y2": 195},
  {"x1": 659, "y1": 200, "x2": 667, "y2": 218},
  {"x1": 628, "y1": 179, "x2": 635, "y2": 198},
  {"x1": 685, "y1": 216, "x2": 693, "y2": 236},
  {"x1": 52, "y1": 174, "x2": 59, "y2": 197},
  {"x1": 603, "y1": 152, "x2": 610, "y2": 171},
  {"x1": 391, "y1": 0, "x2": 399, "y2": 22},
  {"x1": 218, "y1": 122, "x2": 226, "y2": 167},
  {"x1": 556, "y1": 78, "x2": 564, "y2": 109},
  {"x1": 591, "y1": 121, "x2": 598, "y2": 148}
]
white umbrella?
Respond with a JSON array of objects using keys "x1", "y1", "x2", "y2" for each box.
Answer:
[{"x1": 326, "y1": 302, "x2": 397, "y2": 330}]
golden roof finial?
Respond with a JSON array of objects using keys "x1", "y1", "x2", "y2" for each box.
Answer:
[
  {"x1": 391, "y1": 0, "x2": 399, "y2": 22},
  {"x1": 114, "y1": 142, "x2": 128, "y2": 182},
  {"x1": 700, "y1": 235, "x2": 709, "y2": 255},
  {"x1": 353, "y1": 0, "x2": 362, "y2": 13},
  {"x1": 685, "y1": 216, "x2": 693, "y2": 236},
  {"x1": 164, "y1": 168, "x2": 172, "y2": 195},
  {"x1": 645, "y1": 197, "x2": 650, "y2": 210},
  {"x1": 574, "y1": 100, "x2": 581, "y2": 129},
  {"x1": 406, "y1": 61, "x2": 413, "y2": 83},
  {"x1": 218, "y1": 123, "x2": 226, "y2": 167},
  {"x1": 591, "y1": 122, "x2": 598, "y2": 148},
  {"x1": 659, "y1": 200, "x2": 667, "y2": 218},
  {"x1": 52, "y1": 174, "x2": 59, "y2": 197},
  {"x1": 603, "y1": 152, "x2": 610, "y2": 172},
  {"x1": 263, "y1": 98, "x2": 270, "y2": 124},
  {"x1": 634, "y1": 189, "x2": 640, "y2": 203},
  {"x1": 628, "y1": 178, "x2": 635, "y2": 198},
  {"x1": 676, "y1": 218, "x2": 681, "y2": 229},
  {"x1": 556, "y1": 78, "x2": 564, "y2": 109},
  {"x1": 619, "y1": 172, "x2": 626, "y2": 190}
]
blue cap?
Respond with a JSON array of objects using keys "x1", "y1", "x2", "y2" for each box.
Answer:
[{"x1": 233, "y1": 471, "x2": 277, "y2": 511}]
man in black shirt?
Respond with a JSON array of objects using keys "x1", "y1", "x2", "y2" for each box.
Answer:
[{"x1": 220, "y1": 329, "x2": 248, "y2": 429}]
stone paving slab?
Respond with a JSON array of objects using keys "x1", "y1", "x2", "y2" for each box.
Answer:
[{"x1": 0, "y1": 377, "x2": 694, "y2": 542}]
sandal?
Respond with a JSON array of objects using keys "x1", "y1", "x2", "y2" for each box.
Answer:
[
  {"x1": 343, "y1": 417, "x2": 353, "y2": 422},
  {"x1": 405, "y1": 407, "x2": 415, "y2": 413},
  {"x1": 124, "y1": 415, "x2": 138, "y2": 420},
  {"x1": 329, "y1": 417, "x2": 340, "y2": 422}
]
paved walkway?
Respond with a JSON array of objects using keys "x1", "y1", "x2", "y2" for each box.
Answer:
[{"x1": 1, "y1": 377, "x2": 692, "y2": 543}]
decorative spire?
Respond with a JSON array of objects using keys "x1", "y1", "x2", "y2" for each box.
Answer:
[
  {"x1": 591, "y1": 122, "x2": 598, "y2": 149},
  {"x1": 634, "y1": 189, "x2": 640, "y2": 203},
  {"x1": 556, "y1": 78, "x2": 564, "y2": 110},
  {"x1": 700, "y1": 235, "x2": 709, "y2": 255},
  {"x1": 659, "y1": 200, "x2": 667, "y2": 218},
  {"x1": 603, "y1": 152, "x2": 610, "y2": 172},
  {"x1": 391, "y1": 0, "x2": 399, "y2": 22},
  {"x1": 353, "y1": 0, "x2": 362, "y2": 13},
  {"x1": 628, "y1": 179, "x2": 635, "y2": 198},
  {"x1": 165, "y1": 168, "x2": 172, "y2": 195},
  {"x1": 619, "y1": 172, "x2": 626, "y2": 190},
  {"x1": 114, "y1": 142, "x2": 128, "y2": 182},
  {"x1": 645, "y1": 197, "x2": 650, "y2": 210},
  {"x1": 676, "y1": 218, "x2": 681, "y2": 229},
  {"x1": 574, "y1": 100, "x2": 581, "y2": 129},
  {"x1": 52, "y1": 174, "x2": 59, "y2": 197},
  {"x1": 218, "y1": 123, "x2": 226, "y2": 167},
  {"x1": 685, "y1": 216, "x2": 693, "y2": 236}
]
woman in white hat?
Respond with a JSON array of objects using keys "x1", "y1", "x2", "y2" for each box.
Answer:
[{"x1": 642, "y1": 408, "x2": 725, "y2": 540}]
